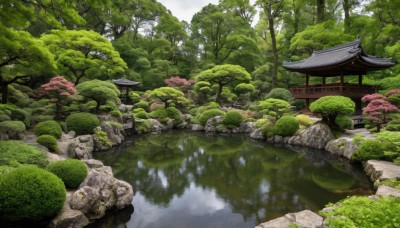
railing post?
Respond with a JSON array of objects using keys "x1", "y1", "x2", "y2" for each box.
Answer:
[{"x1": 340, "y1": 72, "x2": 344, "y2": 93}]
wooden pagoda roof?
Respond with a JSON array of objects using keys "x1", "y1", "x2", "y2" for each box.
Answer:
[
  {"x1": 282, "y1": 40, "x2": 395, "y2": 77},
  {"x1": 112, "y1": 78, "x2": 141, "y2": 87}
]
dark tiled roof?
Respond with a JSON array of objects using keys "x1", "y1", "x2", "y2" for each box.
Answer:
[
  {"x1": 282, "y1": 40, "x2": 395, "y2": 76},
  {"x1": 112, "y1": 78, "x2": 141, "y2": 86}
]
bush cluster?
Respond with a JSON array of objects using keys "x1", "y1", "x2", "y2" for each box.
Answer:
[
  {"x1": 0, "y1": 120, "x2": 26, "y2": 139},
  {"x1": 133, "y1": 101, "x2": 149, "y2": 111},
  {"x1": 353, "y1": 139, "x2": 384, "y2": 161},
  {"x1": 274, "y1": 116, "x2": 299, "y2": 137},
  {"x1": 36, "y1": 135, "x2": 59, "y2": 152},
  {"x1": 261, "y1": 119, "x2": 275, "y2": 138},
  {"x1": 35, "y1": 120, "x2": 62, "y2": 139},
  {"x1": 66, "y1": 112, "x2": 100, "y2": 135},
  {"x1": 222, "y1": 110, "x2": 243, "y2": 128},
  {"x1": 45, "y1": 159, "x2": 88, "y2": 189},
  {"x1": 0, "y1": 140, "x2": 48, "y2": 167},
  {"x1": 295, "y1": 114, "x2": 313, "y2": 127},
  {"x1": 335, "y1": 115, "x2": 353, "y2": 130},
  {"x1": 0, "y1": 166, "x2": 66, "y2": 221},
  {"x1": 199, "y1": 109, "x2": 225, "y2": 126}
]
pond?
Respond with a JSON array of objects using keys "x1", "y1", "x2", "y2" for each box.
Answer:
[{"x1": 91, "y1": 131, "x2": 373, "y2": 228}]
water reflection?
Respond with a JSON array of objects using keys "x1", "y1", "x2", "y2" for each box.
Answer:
[{"x1": 93, "y1": 131, "x2": 372, "y2": 228}]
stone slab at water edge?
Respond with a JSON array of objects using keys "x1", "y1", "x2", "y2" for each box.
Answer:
[{"x1": 255, "y1": 210, "x2": 323, "y2": 228}]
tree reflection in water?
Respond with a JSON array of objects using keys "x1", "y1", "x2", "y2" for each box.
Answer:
[{"x1": 94, "y1": 131, "x2": 372, "y2": 228}]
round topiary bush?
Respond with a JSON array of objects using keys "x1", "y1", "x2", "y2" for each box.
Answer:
[
  {"x1": 45, "y1": 159, "x2": 88, "y2": 189},
  {"x1": 66, "y1": 112, "x2": 100, "y2": 135},
  {"x1": 354, "y1": 139, "x2": 384, "y2": 161},
  {"x1": 199, "y1": 108, "x2": 225, "y2": 126},
  {"x1": 335, "y1": 115, "x2": 354, "y2": 130},
  {"x1": 0, "y1": 120, "x2": 26, "y2": 139},
  {"x1": 0, "y1": 166, "x2": 66, "y2": 221},
  {"x1": 274, "y1": 115, "x2": 300, "y2": 136},
  {"x1": 35, "y1": 120, "x2": 62, "y2": 139},
  {"x1": 36, "y1": 135, "x2": 59, "y2": 152},
  {"x1": 222, "y1": 110, "x2": 243, "y2": 128},
  {"x1": 0, "y1": 140, "x2": 48, "y2": 167}
]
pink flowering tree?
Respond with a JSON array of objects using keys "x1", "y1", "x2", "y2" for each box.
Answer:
[
  {"x1": 386, "y1": 88, "x2": 400, "y2": 108},
  {"x1": 362, "y1": 93, "x2": 400, "y2": 132},
  {"x1": 41, "y1": 76, "x2": 76, "y2": 120},
  {"x1": 164, "y1": 77, "x2": 195, "y2": 93}
]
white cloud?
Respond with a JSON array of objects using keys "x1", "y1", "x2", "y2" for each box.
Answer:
[{"x1": 158, "y1": 0, "x2": 220, "y2": 22}]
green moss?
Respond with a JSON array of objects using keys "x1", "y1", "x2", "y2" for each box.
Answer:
[
  {"x1": 274, "y1": 115, "x2": 299, "y2": 137},
  {"x1": 36, "y1": 135, "x2": 60, "y2": 153},
  {"x1": 45, "y1": 159, "x2": 88, "y2": 189},
  {"x1": 35, "y1": 120, "x2": 62, "y2": 139},
  {"x1": 222, "y1": 110, "x2": 243, "y2": 128},
  {"x1": 353, "y1": 139, "x2": 384, "y2": 161},
  {"x1": 335, "y1": 115, "x2": 354, "y2": 130},
  {"x1": 0, "y1": 166, "x2": 66, "y2": 221},
  {"x1": 0, "y1": 140, "x2": 48, "y2": 168},
  {"x1": 94, "y1": 130, "x2": 112, "y2": 148},
  {"x1": 0, "y1": 121, "x2": 26, "y2": 139},
  {"x1": 133, "y1": 101, "x2": 149, "y2": 111},
  {"x1": 198, "y1": 108, "x2": 225, "y2": 126},
  {"x1": 380, "y1": 179, "x2": 400, "y2": 190}
]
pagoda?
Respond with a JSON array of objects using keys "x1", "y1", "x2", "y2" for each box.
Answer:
[
  {"x1": 112, "y1": 78, "x2": 141, "y2": 103},
  {"x1": 282, "y1": 39, "x2": 394, "y2": 111}
]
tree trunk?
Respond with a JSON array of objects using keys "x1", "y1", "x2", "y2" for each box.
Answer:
[
  {"x1": 267, "y1": 3, "x2": 279, "y2": 89},
  {"x1": 1, "y1": 83, "x2": 8, "y2": 104},
  {"x1": 95, "y1": 101, "x2": 100, "y2": 113},
  {"x1": 215, "y1": 83, "x2": 223, "y2": 104},
  {"x1": 343, "y1": 0, "x2": 350, "y2": 32},
  {"x1": 317, "y1": 0, "x2": 325, "y2": 22}
]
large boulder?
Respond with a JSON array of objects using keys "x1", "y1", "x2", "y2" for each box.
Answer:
[
  {"x1": 238, "y1": 122, "x2": 256, "y2": 134},
  {"x1": 289, "y1": 123, "x2": 334, "y2": 149},
  {"x1": 376, "y1": 185, "x2": 400, "y2": 197},
  {"x1": 205, "y1": 116, "x2": 224, "y2": 132},
  {"x1": 115, "y1": 180, "x2": 134, "y2": 209},
  {"x1": 147, "y1": 119, "x2": 166, "y2": 134},
  {"x1": 69, "y1": 186, "x2": 106, "y2": 220},
  {"x1": 250, "y1": 128, "x2": 265, "y2": 139},
  {"x1": 325, "y1": 138, "x2": 358, "y2": 159},
  {"x1": 101, "y1": 123, "x2": 124, "y2": 146},
  {"x1": 191, "y1": 124, "x2": 204, "y2": 131},
  {"x1": 256, "y1": 210, "x2": 323, "y2": 228},
  {"x1": 364, "y1": 160, "x2": 400, "y2": 184},
  {"x1": 50, "y1": 192, "x2": 89, "y2": 228},
  {"x1": 59, "y1": 134, "x2": 94, "y2": 159}
]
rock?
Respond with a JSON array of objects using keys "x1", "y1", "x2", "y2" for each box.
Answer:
[
  {"x1": 192, "y1": 124, "x2": 204, "y2": 131},
  {"x1": 274, "y1": 135, "x2": 283, "y2": 144},
  {"x1": 166, "y1": 119, "x2": 175, "y2": 129},
  {"x1": 59, "y1": 134, "x2": 94, "y2": 159},
  {"x1": 231, "y1": 126, "x2": 241, "y2": 134},
  {"x1": 115, "y1": 180, "x2": 134, "y2": 209},
  {"x1": 50, "y1": 199, "x2": 89, "y2": 228},
  {"x1": 176, "y1": 122, "x2": 188, "y2": 129},
  {"x1": 75, "y1": 147, "x2": 92, "y2": 160},
  {"x1": 147, "y1": 119, "x2": 166, "y2": 134},
  {"x1": 250, "y1": 128, "x2": 265, "y2": 139},
  {"x1": 267, "y1": 137, "x2": 274, "y2": 144},
  {"x1": 289, "y1": 124, "x2": 334, "y2": 149},
  {"x1": 283, "y1": 137, "x2": 290, "y2": 144},
  {"x1": 47, "y1": 152, "x2": 65, "y2": 163},
  {"x1": 256, "y1": 210, "x2": 323, "y2": 228},
  {"x1": 239, "y1": 122, "x2": 256, "y2": 133},
  {"x1": 215, "y1": 124, "x2": 231, "y2": 133},
  {"x1": 101, "y1": 122, "x2": 124, "y2": 146},
  {"x1": 205, "y1": 116, "x2": 224, "y2": 132},
  {"x1": 364, "y1": 160, "x2": 400, "y2": 183},
  {"x1": 81, "y1": 166, "x2": 115, "y2": 190},
  {"x1": 325, "y1": 138, "x2": 358, "y2": 159},
  {"x1": 69, "y1": 186, "x2": 106, "y2": 219},
  {"x1": 183, "y1": 114, "x2": 193, "y2": 122},
  {"x1": 82, "y1": 159, "x2": 104, "y2": 169},
  {"x1": 376, "y1": 185, "x2": 400, "y2": 197},
  {"x1": 79, "y1": 135, "x2": 91, "y2": 143}
]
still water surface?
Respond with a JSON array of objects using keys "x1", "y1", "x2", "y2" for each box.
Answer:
[{"x1": 91, "y1": 131, "x2": 372, "y2": 228}]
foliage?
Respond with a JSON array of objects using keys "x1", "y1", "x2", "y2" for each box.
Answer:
[
  {"x1": 40, "y1": 76, "x2": 76, "y2": 119},
  {"x1": 274, "y1": 116, "x2": 299, "y2": 137},
  {"x1": 295, "y1": 114, "x2": 313, "y2": 127},
  {"x1": 66, "y1": 112, "x2": 100, "y2": 135},
  {"x1": 235, "y1": 83, "x2": 256, "y2": 95},
  {"x1": 335, "y1": 115, "x2": 354, "y2": 130},
  {"x1": 310, "y1": 96, "x2": 355, "y2": 129},
  {"x1": 191, "y1": 81, "x2": 213, "y2": 105},
  {"x1": 0, "y1": 140, "x2": 48, "y2": 167},
  {"x1": 164, "y1": 77, "x2": 195, "y2": 92},
  {"x1": 256, "y1": 98, "x2": 291, "y2": 120},
  {"x1": 321, "y1": 196, "x2": 400, "y2": 228},
  {"x1": 110, "y1": 110, "x2": 122, "y2": 118},
  {"x1": 45, "y1": 159, "x2": 88, "y2": 189},
  {"x1": 36, "y1": 135, "x2": 60, "y2": 153},
  {"x1": 0, "y1": 166, "x2": 66, "y2": 221},
  {"x1": 0, "y1": 104, "x2": 30, "y2": 126},
  {"x1": 222, "y1": 110, "x2": 243, "y2": 128},
  {"x1": 196, "y1": 64, "x2": 251, "y2": 103},
  {"x1": 148, "y1": 107, "x2": 183, "y2": 124},
  {"x1": 35, "y1": 120, "x2": 62, "y2": 139},
  {"x1": 129, "y1": 92, "x2": 142, "y2": 103},
  {"x1": 133, "y1": 101, "x2": 150, "y2": 111},
  {"x1": 261, "y1": 119, "x2": 275, "y2": 138},
  {"x1": 148, "y1": 87, "x2": 189, "y2": 108},
  {"x1": 199, "y1": 109, "x2": 226, "y2": 126},
  {"x1": 76, "y1": 80, "x2": 120, "y2": 113},
  {"x1": 353, "y1": 139, "x2": 384, "y2": 161},
  {"x1": 265, "y1": 88, "x2": 294, "y2": 103},
  {"x1": 0, "y1": 121, "x2": 26, "y2": 139}
]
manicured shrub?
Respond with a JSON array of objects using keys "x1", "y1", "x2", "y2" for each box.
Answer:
[
  {"x1": 35, "y1": 120, "x2": 62, "y2": 139},
  {"x1": 133, "y1": 108, "x2": 146, "y2": 113},
  {"x1": 0, "y1": 121, "x2": 26, "y2": 139},
  {"x1": 199, "y1": 109, "x2": 225, "y2": 126},
  {"x1": 265, "y1": 88, "x2": 294, "y2": 103},
  {"x1": 45, "y1": 159, "x2": 88, "y2": 189},
  {"x1": 335, "y1": 115, "x2": 354, "y2": 130},
  {"x1": 66, "y1": 112, "x2": 100, "y2": 135},
  {"x1": 386, "y1": 117, "x2": 400, "y2": 131},
  {"x1": 0, "y1": 166, "x2": 66, "y2": 221},
  {"x1": 321, "y1": 196, "x2": 400, "y2": 228},
  {"x1": 310, "y1": 96, "x2": 355, "y2": 128},
  {"x1": 133, "y1": 100, "x2": 149, "y2": 111},
  {"x1": 166, "y1": 107, "x2": 183, "y2": 123},
  {"x1": 36, "y1": 135, "x2": 60, "y2": 152},
  {"x1": 256, "y1": 98, "x2": 291, "y2": 120},
  {"x1": 295, "y1": 114, "x2": 313, "y2": 127},
  {"x1": 222, "y1": 110, "x2": 243, "y2": 128},
  {"x1": 261, "y1": 120, "x2": 275, "y2": 137},
  {"x1": 353, "y1": 139, "x2": 384, "y2": 161},
  {"x1": 135, "y1": 111, "x2": 148, "y2": 119},
  {"x1": 0, "y1": 141, "x2": 48, "y2": 167},
  {"x1": 110, "y1": 110, "x2": 122, "y2": 118},
  {"x1": 255, "y1": 118, "x2": 269, "y2": 128},
  {"x1": 129, "y1": 91, "x2": 142, "y2": 103},
  {"x1": 274, "y1": 115, "x2": 299, "y2": 136},
  {"x1": 149, "y1": 109, "x2": 169, "y2": 122}
]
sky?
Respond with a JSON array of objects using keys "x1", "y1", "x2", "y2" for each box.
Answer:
[{"x1": 158, "y1": 0, "x2": 219, "y2": 22}]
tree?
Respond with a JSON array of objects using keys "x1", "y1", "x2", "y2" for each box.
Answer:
[
  {"x1": 41, "y1": 76, "x2": 76, "y2": 120},
  {"x1": 41, "y1": 30, "x2": 127, "y2": 85},
  {"x1": 164, "y1": 77, "x2": 195, "y2": 93},
  {"x1": 310, "y1": 96, "x2": 355, "y2": 129},
  {"x1": 76, "y1": 80, "x2": 120, "y2": 113},
  {"x1": 148, "y1": 87, "x2": 189, "y2": 109},
  {"x1": 0, "y1": 27, "x2": 55, "y2": 104},
  {"x1": 256, "y1": 98, "x2": 291, "y2": 120},
  {"x1": 362, "y1": 93, "x2": 400, "y2": 132},
  {"x1": 191, "y1": 81, "x2": 212, "y2": 105},
  {"x1": 196, "y1": 64, "x2": 251, "y2": 103}
]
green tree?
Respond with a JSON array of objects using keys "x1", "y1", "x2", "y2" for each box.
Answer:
[
  {"x1": 148, "y1": 87, "x2": 189, "y2": 108},
  {"x1": 196, "y1": 64, "x2": 251, "y2": 103},
  {"x1": 0, "y1": 27, "x2": 55, "y2": 104},
  {"x1": 76, "y1": 80, "x2": 120, "y2": 113},
  {"x1": 41, "y1": 30, "x2": 127, "y2": 85},
  {"x1": 256, "y1": 98, "x2": 291, "y2": 120}
]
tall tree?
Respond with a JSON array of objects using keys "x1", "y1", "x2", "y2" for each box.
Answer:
[
  {"x1": 219, "y1": 0, "x2": 256, "y2": 23},
  {"x1": 41, "y1": 30, "x2": 127, "y2": 85},
  {"x1": 256, "y1": 0, "x2": 285, "y2": 88},
  {"x1": 316, "y1": 0, "x2": 326, "y2": 22}
]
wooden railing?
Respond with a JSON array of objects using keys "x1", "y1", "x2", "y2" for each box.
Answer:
[{"x1": 290, "y1": 83, "x2": 376, "y2": 99}]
